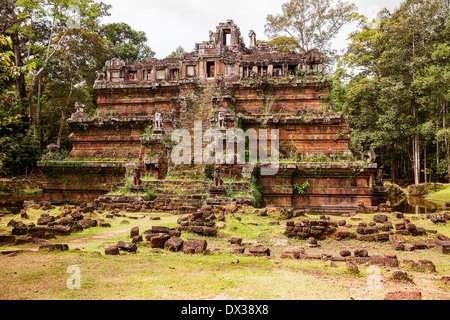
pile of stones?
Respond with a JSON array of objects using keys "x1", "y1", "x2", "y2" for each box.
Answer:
[
  {"x1": 284, "y1": 216, "x2": 337, "y2": 239},
  {"x1": 104, "y1": 225, "x2": 209, "y2": 255},
  {"x1": 176, "y1": 204, "x2": 223, "y2": 236},
  {"x1": 1, "y1": 206, "x2": 102, "y2": 247}
]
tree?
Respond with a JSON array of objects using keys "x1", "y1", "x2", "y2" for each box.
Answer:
[
  {"x1": 100, "y1": 22, "x2": 155, "y2": 61},
  {"x1": 166, "y1": 45, "x2": 185, "y2": 58},
  {"x1": 43, "y1": 29, "x2": 112, "y2": 148},
  {"x1": 334, "y1": 0, "x2": 449, "y2": 185},
  {"x1": 0, "y1": 35, "x2": 32, "y2": 89},
  {"x1": 258, "y1": 36, "x2": 302, "y2": 53},
  {"x1": 10, "y1": 0, "x2": 111, "y2": 124},
  {"x1": 265, "y1": 0, "x2": 358, "y2": 55}
]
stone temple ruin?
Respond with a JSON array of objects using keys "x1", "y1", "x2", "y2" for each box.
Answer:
[{"x1": 38, "y1": 20, "x2": 386, "y2": 213}]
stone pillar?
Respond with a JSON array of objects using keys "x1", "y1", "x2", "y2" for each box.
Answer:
[
  {"x1": 150, "y1": 67, "x2": 156, "y2": 82},
  {"x1": 268, "y1": 65, "x2": 273, "y2": 77},
  {"x1": 199, "y1": 58, "x2": 204, "y2": 78}
]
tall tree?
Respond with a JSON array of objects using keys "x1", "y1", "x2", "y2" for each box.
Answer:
[
  {"x1": 333, "y1": 0, "x2": 449, "y2": 185},
  {"x1": 11, "y1": 0, "x2": 110, "y2": 124},
  {"x1": 100, "y1": 22, "x2": 155, "y2": 61},
  {"x1": 44, "y1": 29, "x2": 112, "y2": 147},
  {"x1": 265, "y1": 0, "x2": 358, "y2": 55}
]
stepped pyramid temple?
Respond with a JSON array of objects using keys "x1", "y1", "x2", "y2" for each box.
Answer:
[{"x1": 38, "y1": 20, "x2": 385, "y2": 213}]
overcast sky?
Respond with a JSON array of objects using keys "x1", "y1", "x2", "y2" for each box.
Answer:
[{"x1": 101, "y1": 0, "x2": 403, "y2": 59}]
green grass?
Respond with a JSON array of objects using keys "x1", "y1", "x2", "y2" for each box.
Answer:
[
  {"x1": 0, "y1": 206, "x2": 449, "y2": 300},
  {"x1": 425, "y1": 183, "x2": 450, "y2": 202}
]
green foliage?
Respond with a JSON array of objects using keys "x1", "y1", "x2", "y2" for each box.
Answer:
[
  {"x1": 259, "y1": 36, "x2": 302, "y2": 53},
  {"x1": 265, "y1": 0, "x2": 358, "y2": 69},
  {"x1": 100, "y1": 22, "x2": 155, "y2": 61},
  {"x1": 203, "y1": 164, "x2": 214, "y2": 181},
  {"x1": 407, "y1": 183, "x2": 446, "y2": 197},
  {"x1": 333, "y1": 0, "x2": 450, "y2": 184},
  {"x1": 293, "y1": 181, "x2": 310, "y2": 195},
  {"x1": 0, "y1": 113, "x2": 40, "y2": 176},
  {"x1": 165, "y1": 45, "x2": 186, "y2": 59},
  {"x1": 142, "y1": 124, "x2": 153, "y2": 137},
  {"x1": 144, "y1": 186, "x2": 158, "y2": 201},
  {"x1": 249, "y1": 165, "x2": 263, "y2": 208}
]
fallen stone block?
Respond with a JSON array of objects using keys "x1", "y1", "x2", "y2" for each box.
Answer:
[
  {"x1": 354, "y1": 249, "x2": 369, "y2": 257},
  {"x1": 71, "y1": 211, "x2": 83, "y2": 221},
  {"x1": 131, "y1": 235, "x2": 143, "y2": 243},
  {"x1": 403, "y1": 259, "x2": 436, "y2": 273},
  {"x1": 435, "y1": 240, "x2": 450, "y2": 254},
  {"x1": 203, "y1": 226, "x2": 217, "y2": 236},
  {"x1": 130, "y1": 226, "x2": 139, "y2": 238},
  {"x1": 374, "y1": 233, "x2": 390, "y2": 241},
  {"x1": 12, "y1": 226, "x2": 28, "y2": 236},
  {"x1": 105, "y1": 245, "x2": 120, "y2": 255},
  {"x1": 183, "y1": 239, "x2": 207, "y2": 254},
  {"x1": 164, "y1": 236, "x2": 184, "y2": 252},
  {"x1": 229, "y1": 236, "x2": 242, "y2": 245},
  {"x1": 78, "y1": 219, "x2": 97, "y2": 228},
  {"x1": 340, "y1": 249, "x2": 351, "y2": 257},
  {"x1": 39, "y1": 243, "x2": 69, "y2": 251},
  {"x1": 228, "y1": 245, "x2": 245, "y2": 254},
  {"x1": 357, "y1": 234, "x2": 375, "y2": 241},
  {"x1": 150, "y1": 235, "x2": 170, "y2": 248},
  {"x1": 248, "y1": 245, "x2": 270, "y2": 256},
  {"x1": 387, "y1": 270, "x2": 414, "y2": 284},
  {"x1": 37, "y1": 216, "x2": 55, "y2": 225},
  {"x1": 0, "y1": 235, "x2": 16, "y2": 244},
  {"x1": 373, "y1": 214, "x2": 388, "y2": 223},
  {"x1": 384, "y1": 291, "x2": 421, "y2": 300},
  {"x1": 116, "y1": 241, "x2": 137, "y2": 253}
]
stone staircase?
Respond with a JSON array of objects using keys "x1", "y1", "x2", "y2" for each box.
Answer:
[
  {"x1": 166, "y1": 80, "x2": 223, "y2": 180},
  {"x1": 145, "y1": 180, "x2": 211, "y2": 213}
]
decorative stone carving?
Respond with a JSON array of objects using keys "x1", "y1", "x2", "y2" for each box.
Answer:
[
  {"x1": 363, "y1": 150, "x2": 376, "y2": 163},
  {"x1": 214, "y1": 166, "x2": 223, "y2": 187},
  {"x1": 70, "y1": 102, "x2": 87, "y2": 120},
  {"x1": 132, "y1": 168, "x2": 142, "y2": 189},
  {"x1": 41, "y1": 143, "x2": 63, "y2": 161},
  {"x1": 153, "y1": 112, "x2": 163, "y2": 132},
  {"x1": 95, "y1": 70, "x2": 105, "y2": 81},
  {"x1": 210, "y1": 166, "x2": 225, "y2": 196},
  {"x1": 248, "y1": 30, "x2": 256, "y2": 48},
  {"x1": 217, "y1": 112, "x2": 225, "y2": 129},
  {"x1": 75, "y1": 102, "x2": 85, "y2": 113}
]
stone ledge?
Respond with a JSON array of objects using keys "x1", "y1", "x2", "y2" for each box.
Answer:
[{"x1": 37, "y1": 161, "x2": 130, "y2": 168}]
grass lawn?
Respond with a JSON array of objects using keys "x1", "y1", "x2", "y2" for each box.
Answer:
[
  {"x1": 0, "y1": 205, "x2": 449, "y2": 300},
  {"x1": 426, "y1": 184, "x2": 450, "y2": 202}
]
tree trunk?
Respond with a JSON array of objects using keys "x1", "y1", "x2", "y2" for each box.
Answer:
[
  {"x1": 28, "y1": 17, "x2": 67, "y2": 126},
  {"x1": 56, "y1": 109, "x2": 66, "y2": 147},
  {"x1": 390, "y1": 143, "x2": 397, "y2": 184},
  {"x1": 11, "y1": 31, "x2": 26, "y2": 104},
  {"x1": 436, "y1": 126, "x2": 439, "y2": 183},
  {"x1": 413, "y1": 133, "x2": 420, "y2": 185},
  {"x1": 423, "y1": 145, "x2": 427, "y2": 183},
  {"x1": 35, "y1": 76, "x2": 43, "y2": 149},
  {"x1": 56, "y1": 80, "x2": 74, "y2": 147}
]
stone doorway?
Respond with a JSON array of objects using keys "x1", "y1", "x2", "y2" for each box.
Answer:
[{"x1": 207, "y1": 61, "x2": 215, "y2": 78}]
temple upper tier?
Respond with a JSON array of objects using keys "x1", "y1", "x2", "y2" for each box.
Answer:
[{"x1": 94, "y1": 19, "x2": 324, "y2": 86}]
